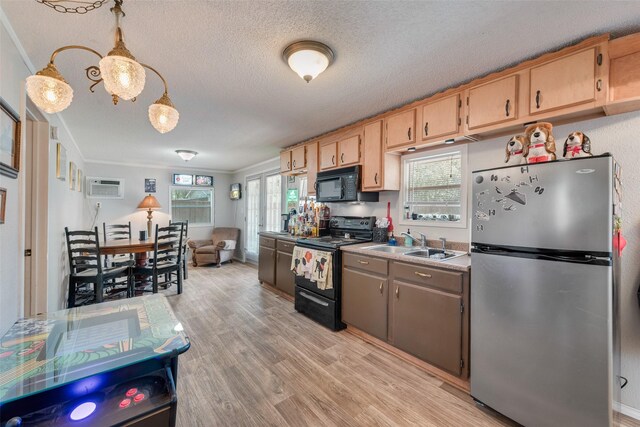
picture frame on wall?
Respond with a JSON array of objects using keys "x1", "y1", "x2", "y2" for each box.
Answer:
[
  {"x1": 0, "y1": 97, "x2": 21, "y2": 179},
  {"x1": 145, "y1": 178, "x2": 157, "y2": 193},
  {"x1": 195, "y1": 175, "x2": 213, "y2": 186},
  {"x1": 69, "y1": 161, "x2": 77, "y2": 190},
  {"x1": 173, "y1": 174, "x2": 193, "y2": 186},
  {"x1": 56, "y1": 143, "x2": 67, "y2": 181},
  {"x1": 77, "y1": 169, "x2": 83, "y2": 192},
  {"x1": 0, "y1": 187, "x2": 6, "y2": 224}
]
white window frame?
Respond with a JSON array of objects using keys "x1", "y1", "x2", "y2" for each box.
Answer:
[
  {"x1": 169, "y1": 186, "x2": 215, "y2": 227},
  {"x1": 399, "y1": 144, "x2": 468, "y2": 229}
]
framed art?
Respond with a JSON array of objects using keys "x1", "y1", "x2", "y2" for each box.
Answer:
[
  {"x1": 144, "y1": 178, "x2": 157, "y2": 193},
  {"x1": 173, "y1": 174, "x2": 193, "y2": 186},
  {"x1": 69, "y1": 161, "x2": 77, "y2": 190},
  {"x1": 56, "y1": 143, "x2": 67, "y2": 181},
  {"x1": 77, "y1": 169, "x2": 83, "y2": 192},
  {"x1": 0, "y1": 97, "x2": 21, "y2": 179},
  {"x1": 195, "y1": 175, "x2": 213, "y2": 186},
  {"x1": 0, "y1": 188, "x2": 6, "y2": 224}
]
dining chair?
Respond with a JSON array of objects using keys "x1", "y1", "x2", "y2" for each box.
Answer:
[
  {"x1": 65, "y1": 227, "x2": 132, "y2": 307},
  {"x1": 103, "y1": 222, "x2": 134, "y2": 268},
  {"x1": 169, "y1": 219, "x2": 189, "y2": 279},
  {"x1": 133, "y1": 223, "x2": 184, "y2": 295}
]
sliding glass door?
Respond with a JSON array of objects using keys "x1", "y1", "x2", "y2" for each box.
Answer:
[{"x1": 245, "y1": 171, "x2": 282, "y2": 263}]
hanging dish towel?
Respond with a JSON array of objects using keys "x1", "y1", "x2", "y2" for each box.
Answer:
[
  {"x1": 291, "y1": 246, "x2": 315, "y2": 279},
  {"x1": 310, "y1": 250, "x2": 333, "y2": 290}
]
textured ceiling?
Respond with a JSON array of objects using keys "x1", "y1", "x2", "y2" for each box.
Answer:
[{"x1": 2, "y1": 0, "x2": 640, "y2": 171}]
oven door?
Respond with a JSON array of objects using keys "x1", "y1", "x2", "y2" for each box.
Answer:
[{"x1": 316, "y1": 176, "x2": 344, "y2": 202}]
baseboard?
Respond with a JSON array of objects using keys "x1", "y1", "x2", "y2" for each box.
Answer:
[{"x1": 619, "y1": 403, "x2": 640, "y2": 421}]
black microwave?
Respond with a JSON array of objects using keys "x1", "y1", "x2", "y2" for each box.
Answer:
[{"x1": 315, "y1": 166, "x2": 379, "y2": 203}]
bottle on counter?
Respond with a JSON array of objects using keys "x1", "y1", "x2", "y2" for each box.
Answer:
[{"x1": 388, "y1": 233, "x2": 397, "y2": 246}]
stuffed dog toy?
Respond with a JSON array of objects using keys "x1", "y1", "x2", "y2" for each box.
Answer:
[
  {"x1": 504, "y1": 135, "x2": 528, "y2": 165},
  {"x1": 563, "y1": 131, "x2": 592, "y2": 159},
  {"x1": 524, "y1": 122, "x2": 556, "y2": 163}
]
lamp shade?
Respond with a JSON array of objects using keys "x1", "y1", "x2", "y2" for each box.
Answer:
[
  {"x1": 283, "y1": 41, "x2": 334, "y2": 83},
  {"x1": 99, "y1": 53, "x2": 146, "y2": 100},
  {"x1": 149, "y1": 94, "x2": 179, "y2": 133},
  {"x1": 26, "y1": 64, "x2": 74, "y2": 114},
  {"x1": 137, "y1": 194, "x2": 161, "y2": 210}
]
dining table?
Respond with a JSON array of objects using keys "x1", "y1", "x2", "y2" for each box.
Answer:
[{"x1": 100, "y1": 238, "x2": 170, "y2": 291}]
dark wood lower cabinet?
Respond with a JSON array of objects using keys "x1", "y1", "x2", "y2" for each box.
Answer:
[
  {"x1": 342, "y1": 267, "x2": 388, "y2": 340},
  {"x1": 391, "y1": 280, "x2": 463, "y2": 376},
  {"x1": 276, "y1": 251, "x2": 295, "y2": 296},
  {"x1": 258, "y1": 245, "x2": 275, "y2": 285}
]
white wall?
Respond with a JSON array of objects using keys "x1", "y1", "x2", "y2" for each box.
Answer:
[{"x1": 83, "y1": 162, "x2": 234, "y2": 241}]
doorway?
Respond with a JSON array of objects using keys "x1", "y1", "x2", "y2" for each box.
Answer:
[{"x1": 244, "y1": 170, "x2": 282, "y2": 263}]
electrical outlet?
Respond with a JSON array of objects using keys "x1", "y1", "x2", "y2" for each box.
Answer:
[{"x1": 96, "y1": 202, "x2": 102, "y2": 209}]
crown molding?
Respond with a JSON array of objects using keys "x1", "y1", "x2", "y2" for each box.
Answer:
[{"x1": 84, "y1": 158, "x2": 234, "y2": 174}]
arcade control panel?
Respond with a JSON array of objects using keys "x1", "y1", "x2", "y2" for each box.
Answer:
[{"x1": 1, "y1": 360, "x2": 177, "y2": 427}]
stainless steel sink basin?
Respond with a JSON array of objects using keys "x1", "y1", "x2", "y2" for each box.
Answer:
[
  {"x1": 404, "y1": 248, "x2": 466, "y2": 261},
  {"x1": 364, "y1": 245, "x2": 413, "y2": 254}
]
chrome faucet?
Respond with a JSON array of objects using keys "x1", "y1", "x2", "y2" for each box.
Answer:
[
  {"x1": 418, "y1": 232, "x2": 428, "y2": 249},
  {"x1": 439, "y1": 237, "x2": 447, "y2": 252}
]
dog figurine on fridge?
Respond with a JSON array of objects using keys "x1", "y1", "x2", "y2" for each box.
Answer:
[
  {"x1": 524, "y1": 122, "x2": 556, "y2": 163},
  {"x1": 563, "y1": 131, "x2": 593, "y2": 159},
  {"x1": 504, "y1": 135, "x2": 528, "y2": 165}
]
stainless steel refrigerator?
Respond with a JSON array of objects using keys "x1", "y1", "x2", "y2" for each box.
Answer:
[{"x1": 470, "y1": 154, "x2": 622, "y2": 427}]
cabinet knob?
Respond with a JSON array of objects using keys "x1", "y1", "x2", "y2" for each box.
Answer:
[
  {"x1": 535, "y1": 90, "x2": 541, "y2": 109},
  {"x1": 374, "y1": 173, "x2": 378, "y2": 184},
  {"x1": 379, "y1": 282, "x2": 384, "y2": 294},
  {"x1": 415, "y1": 271, "x2": 432, "y2": 278},
  {"x1": 287, "y1": 161, "x2": 290, "y2": 169},
  {"x1": 293, "y1": 160, "x2": 296, "y2": 167},
  {"x1": 395, "y1": 287, "x2": 399, "y2": 298},
  {"x1": 341, "y1": 153, "x2": 344, "y2": 163},
  {"x1": 424, "y1": 122, "x2": 429, "y2": 137},
  {"x1": 505, "y1": 99, "x2": 510, "y2": 117},
  {"x1": 331, "y1": 155, "x2": 335, "y2": 165},
  {"x1": 596, "y1": 79, "x2": 602, "y2": 92},
  {"x1": 407, "y1": 127, "x2": 412, "y2": 140},
  {"x1": 358, "y1": 260, "x2": 369, "y2": 265}
]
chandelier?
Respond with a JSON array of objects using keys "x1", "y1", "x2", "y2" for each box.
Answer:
[{"x1": 26, "y1": 0, "x2": 179, "y2": 133}]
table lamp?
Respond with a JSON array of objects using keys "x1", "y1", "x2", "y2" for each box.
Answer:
[{"x1": 137, "y1": 194, "x2": 161, "y2": 237}]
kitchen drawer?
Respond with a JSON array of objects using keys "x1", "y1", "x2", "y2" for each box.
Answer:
[
  {"x1": 277, "y1": 239, "x2": 295, "y2": 254},
  {"x1": 392, "y1": 261, "x2": 462, "y2": 294},
  {"x1": 259, "y1": 236, "x2": 276, "y2": 248},
  {"x1": 343, "y1": 252, "x2": 388, "y2": 276}
]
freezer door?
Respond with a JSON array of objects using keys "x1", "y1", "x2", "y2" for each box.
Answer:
[
  {"x1": 471, "y1": 251, "x2": 613, "y2": 427},
  {"x1": 472, "y1": 156, "x2": 612, "y2": 254}
]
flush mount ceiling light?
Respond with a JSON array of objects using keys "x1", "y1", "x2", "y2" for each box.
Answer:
[
  {"x1": 176, "y1": 150, "x2": 198, "y2": 162},
  {"x1": 283, "y1": 40, "x2": 334, "y2": 83},
  {"x1": 26, "y1": 0, "x2": 179, "y2": 134}
]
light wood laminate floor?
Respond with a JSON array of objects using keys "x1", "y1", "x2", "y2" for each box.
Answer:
[{"x1": 164, "y1": 262, "x2": 639, "y2": 427}]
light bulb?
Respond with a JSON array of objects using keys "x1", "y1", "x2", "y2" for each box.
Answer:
[
  {"x1": 118, "y1": 71, "x2": 131, "y2": 88},
  {"x1": 45, "y1": 88, "x2": 58, "y2": 103},
  {"x1": 99, "y1": 55, "x2": 145, "y2": 100}
]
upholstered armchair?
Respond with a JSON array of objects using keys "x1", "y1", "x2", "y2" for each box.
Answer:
[{"x1": 187, "y1": 227, "x2": 240, "y2": 267}]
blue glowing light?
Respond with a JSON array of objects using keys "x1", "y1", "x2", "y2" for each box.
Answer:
[{"x1": 70, "y1": 401, "x2": 97, "y2": 421}]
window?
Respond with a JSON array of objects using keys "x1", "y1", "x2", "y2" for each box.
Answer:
[
  {"x1": 264, "y1": 174, "x2": 282, "y2": 232},
  {"x1": 170, "y1": 187, "x2": 214, "y2": 225},
  {"x1": 401, "y1": 145, "x2": 467, "y2": 227}
]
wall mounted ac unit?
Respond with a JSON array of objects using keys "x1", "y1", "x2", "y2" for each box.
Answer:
[{"x1": 86, "y1": 177, "x2": 125, "y2": 199}]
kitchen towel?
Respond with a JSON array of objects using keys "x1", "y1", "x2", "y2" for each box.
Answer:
[{"x1": 290, "y1": 246, "x2": 333, "y2": 290}]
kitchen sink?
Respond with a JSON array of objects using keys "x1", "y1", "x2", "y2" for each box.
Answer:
[
  {"x1": 364, "y1": 245, "x2": 414, "y2": 254},
  {"x1": 404, "y1": 248, "x2": 466, "y2": 261}
]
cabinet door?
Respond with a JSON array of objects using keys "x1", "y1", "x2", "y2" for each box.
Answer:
[
  {"x1": 421, "y1": 94, "x2": 460, "y2": 141},
  {"x1": 258, "y1": 246, "x2": 276, "y2": 285},
  {"x1": 306, "y1": 141, "x2": 319, "y2": 195},
  {"x1": 276, "y1": 251, "x2": 295, "y2": 296},
  {"x1": 392, "y1": 281, "x2": 462, "y2": 375},
  {"x1": 386, "y1": 109, "x2": 416, "y2": 149},
  {"x1": 362, "y1": 121, "x2": 383, "y2": 190},
  {"x1": 468, "y1": 75, "x2": 518, "y2": 130},
  {"x1": 319, "y1": 141, "x2": 338, "y2": 170},
  {"x1": 530, "y1": 48, "x2": 597, "y2": 114},
  {"x1": 339, "y1": 135, "x2": 360, "y2": 166},
  {"x1": 291, "y1": 146, "x2": 306, "y2": 170},
  {"x1": 343, "y1": 267, "x2": 388, "y2": 340},
  {"x1": 280, "y1": 151, "x2": 291, "y2": 173}
]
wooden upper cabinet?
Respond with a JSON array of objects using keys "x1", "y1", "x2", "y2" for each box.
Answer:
[
  {"x1": 319, "y1": 141, "x2": 338, "y2": 170},
  {"x1": 338, "y1": 135, "x2": 360, "y2": 166},
  {"x1": 530, "y1": 48, "x2": 597, "y2": 115},
  {"x1": 363, "y1": 121, "x2": 383, "y2": 190},
  {"x1": 291, "y1": 146, "x2": 306, "y2": 170},
  {"x1": 421, "y1": 94, "x2": 460, "y2": 141},
  {"x1": 467, "y1": 75, "x2": 518, "y2": 130},
  {"x1": 386, "y1": 109, "x2": 416, "y2": 149},
  {"x1": 280, "y1": 151, "x2": 291, "y2": 173},
  {"x1": 306, "y1": 141, "x2": 319, "y2": 195}
]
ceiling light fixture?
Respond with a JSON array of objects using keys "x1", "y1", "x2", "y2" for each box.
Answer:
[
  {"x1": 26, "y1": 0, "x2": 179, "y2": 133},
  {"x1": 176, "y1": 150, "x2": 198, "y2": 162},
  {"x1": 283, "y1": 40, "x2": 334, "y2": 83}
]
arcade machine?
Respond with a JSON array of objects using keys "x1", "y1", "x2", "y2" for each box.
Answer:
[{"x1": 0, "y1": 294, "x2": 190, "y2": 426}]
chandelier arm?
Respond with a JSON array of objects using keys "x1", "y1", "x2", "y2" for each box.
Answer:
[
  {"x1": 140, "y1": 63, "x2": 169, "y2": 95},
  {"x1": 49, "y1": 45, "x2": 103, "y2": 64}
]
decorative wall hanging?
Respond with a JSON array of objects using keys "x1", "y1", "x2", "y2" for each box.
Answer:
[
  {"x1": 195, "y1": 175, "x2": 213, "y2": 186},
  {"x1": 172, "y1": 174, "x2": 193, "y2": 186},
  {"x1": 56, "y1": 143, "x2": 67, "y2": 181},
  {"x1": 69, "y1": 161, "x2": 77, "y2": 190},
  {"x1": 230, "y1": 183, "x2": 241, "y2": 200},
  {"x1": 0, "y1": 188, "x2": 6, "y2": 224},
  {"x1": 77, "y1": 169, "x2": 83, "y2": 192},
  {"x1": 144, "y1": 178, "x2": 156, "y2": 193},
  {"x1": 0, "y1": 97, "x2": 21, "y2": 179},
  {"x1": 26, "y1": 0, "x2": 180, "y2": 133}
]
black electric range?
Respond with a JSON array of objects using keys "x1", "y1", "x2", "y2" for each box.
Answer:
[{"x1": 294, "y1": 216, "x2": 375, "y2": 331}]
